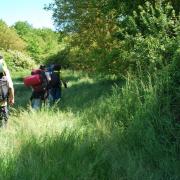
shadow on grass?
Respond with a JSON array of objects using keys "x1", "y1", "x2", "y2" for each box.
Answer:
[
  {"x1": 64, "y1": 74, "x2": 80, "y2": 83},
  {"x1": 13, "y1": 79, "x2": 31, "y2": 109},
  {"x1": 60, "y1": 78, "x2": 124, "y2": 112},
  {"x1": 12, "y1": 75, "x2": 124, "y2": 112},
  {"x1": 4, "y1": 131, "x2": 114, "y2": 180}
]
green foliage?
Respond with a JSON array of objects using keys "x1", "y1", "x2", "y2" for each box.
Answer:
[
  {"x1": 117, "y1": 0, "x2": 180, "y2": 15},
  {"x1": 47, "y1": 0, "x2": 120, "y2": 72},
  {"x1": 168, "y1": 46, "x2": 180, "y2": 120},
  {"x1": 46, "y1": 48, "x2": 70, "y2": 68},
  {"x1": 13, "y1": 21, "x2": 33, "y2": 37},
  {"x1": 1, "y1": 50, "x2": 36, "y2": 71},
  {"x1": 113, "y1": 2, "x2": 179, "y2": 75},
  {"x1": 48, "y1": 1, "x2": 179, "y2": 76},
  {"x1": 0, "y1": 70, "x2": 178, "y2": 179},
  {"x1": 0, "y1": 0, "x2": 178, "y2": 178},
  {"x1": 0, "y1": 20, "x2": 26, "y2": 51},
  {"x1": 13, "y1": 21, "x2": 61, "y2": 63}
]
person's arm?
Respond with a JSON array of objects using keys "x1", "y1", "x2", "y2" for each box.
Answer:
[
  {"x1": 5, "y1": 69, "x2": 14, "y2": 105},
  {"x1": 8, "y1": 87, "x2": 14, "y2": 105}
]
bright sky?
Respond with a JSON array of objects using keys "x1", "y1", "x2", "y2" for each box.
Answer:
[{"x1": 0, "y1": 0, "x2": 54, "y2": 29}]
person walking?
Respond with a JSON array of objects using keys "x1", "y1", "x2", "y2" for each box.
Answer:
[
  {"x1": 0, "y1": 55, "x2": 14, "y2": 127},
  {"x1": 30, "y1": 65, "x2": 50, "y2": 109},
  {"x1": 48, "y1": 64, "x2": 67, "y2": 103}
]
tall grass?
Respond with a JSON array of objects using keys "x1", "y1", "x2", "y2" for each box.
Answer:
[{"x1": 0, "y1": 70, "x2": 178, "y2": 179}]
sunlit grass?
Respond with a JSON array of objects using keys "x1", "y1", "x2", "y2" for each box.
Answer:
[{"x1": 0, "y1": 70, "x2": 178, "y2": 179}]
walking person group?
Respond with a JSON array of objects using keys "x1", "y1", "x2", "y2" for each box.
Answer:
[
  {"x1": 24, "y1": 63, "x2": 67, "y2": 109},
  {"x1": 0, "y1": 55, "x2": 67, "y2": 127}
]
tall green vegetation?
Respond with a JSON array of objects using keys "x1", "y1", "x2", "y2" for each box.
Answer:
[
  {"x1": 47, "y1": 1, "x2": 179, "y2": 75},
  {"x1": 13, "y1": 21, "x2": 61, "y2": 63},
  {"x1": 0, "y1": 20, "x2": 36, "y2": 70},
  {"x1": 2, "y1": 50, "x2": 36, "y2": 71},
  {"x1": 48, "y1": 0, "x2": 179, "y2": 119},
  {"x1": 0, "y1": 20, "x2": 26, "y2": 51},
  {"x1": 40, "y1": 1, "x2": 180, "y2": 178},
  {"x1": 0, "y1": 70, "x2": 179, "y2": 179},
  {"x1": 0, "y1": 19, "x2": 63, "y2": 70}
]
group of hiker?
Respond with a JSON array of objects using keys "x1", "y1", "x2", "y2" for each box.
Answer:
[
  {"x1": 24, "y1": 64, "x2": 67, "y2": 109},
  {"x1": 0, "y1": 54, "x2": 67, "y2": 127}
]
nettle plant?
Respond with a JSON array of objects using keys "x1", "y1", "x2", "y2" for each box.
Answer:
[{"x1": 118, "y1": 2, "x2": 179, "y2": 75}]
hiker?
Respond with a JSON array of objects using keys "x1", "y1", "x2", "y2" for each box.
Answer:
[
  {"x1": 0, "y1": 55, "x2": 14, "y2": 127},
  {"x1": 24, "y1": 65, "x2": 50, "y2": 109},
  {"x1": 31, "y1": 65, "x2": 52, "y2": 109},
  {"x1": 48, "y1": 64, "x2": 67, "y2": 103}
]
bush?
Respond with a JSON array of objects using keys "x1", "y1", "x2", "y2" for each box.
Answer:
[
  {"x1": 0, "y1": 20, "x2": 26, "y2": 51},
  {"x1": 1, "y1": 50, "x2": 36, "y2": 71}
]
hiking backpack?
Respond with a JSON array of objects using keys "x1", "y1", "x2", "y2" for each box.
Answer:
[
  {"x1": 24, "y1": 69, "x2": 48, "y2": 92},
  {"x1": 49, "y1": 71, "x2": 61, "y2": 88},
  {"x1": 0, "y1": 60, "x2": 9, "y2": 101},
  {"x1": 0, "y1": 75, "x2": 9, "y2": 101}
]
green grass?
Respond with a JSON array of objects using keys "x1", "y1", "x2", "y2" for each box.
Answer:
[{"x1": 0, "y1": 70, "x2": 179, "y2": 180}]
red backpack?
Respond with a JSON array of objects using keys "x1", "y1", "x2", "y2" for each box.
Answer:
[{"x1": 24, "y1": 69, "x2": 48, "y2": 92}]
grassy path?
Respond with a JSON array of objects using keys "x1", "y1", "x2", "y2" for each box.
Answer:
[
  {"x1": 0, "y1": 70, "x2": 122, "y2": 180},
  {"x1": 0, "y1": 70, "x2": 178, "y2": 180}
]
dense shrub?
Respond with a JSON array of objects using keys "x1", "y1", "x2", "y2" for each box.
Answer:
[
  {"x1": 0, "y1": 20, "x2": 26, "y2": 51},
  {"x1": 114, "y1": 2, "x2": 179, "y2": 76},
  {"x1": 13, "y1": 21, "x2": 61, "y2": 63},
  {"x1": 48, "y1": 2, "x2": 179, "y2": 77},
  {"x1": 1, "y1": 50, "x2": 36, "y2": 71}
]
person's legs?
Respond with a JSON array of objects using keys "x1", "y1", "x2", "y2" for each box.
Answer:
[
  {"x1": 53, "y1": 87, "x2": 62, "y2": 102},
  {"x1": 48, "y1": 89, "x2": 54, "y2": 106},
  {"x1": 31, "y1": 91, "x2": 44, "y2": 109},
  {"x1": 48, "y1": 87, "x2": 62, "y2": 105},
  {"x1": 31, "y1": 98, "x2": 41, "y2": 109},
  {"x1": 0, "y1": 106, "x2": 8, "y2": 127},
  {"x1": 42, "y1": 90, "x2": 49, "y2": 107}
]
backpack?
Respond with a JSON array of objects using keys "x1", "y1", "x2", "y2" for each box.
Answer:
[
  {"x1": 0, "y1": 74, "x2": 9, "y2": 101},
  {"x1": 49, "y1": 71, "x2": 61, "y2": 88},
  {"x1": 24, "y1": 69, "x2": 48, "y2": 92},
  {"x1": 0, "y1": 59, "x2": 9, "y2": 101}
]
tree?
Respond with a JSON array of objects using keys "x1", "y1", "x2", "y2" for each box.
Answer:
[
  {"x1": 13, "y1": 21, "x2": 33, "y2": 37},
  {"x1": 47, "y1": 0, "x2": 180, "y2": 75},
  {"x1": 0, "y1": 20, "x2": 26, "y2": 51},
  {"x1": 46, "y1": 0, "x2": 120, "y2": 72},
  {"x1": 13, "y1": 21, "x2": 61, "y2": 62}
]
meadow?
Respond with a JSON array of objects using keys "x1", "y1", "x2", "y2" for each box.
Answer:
[{"x1": 0, "y1": 70, "x2": 178, "y2": 180}]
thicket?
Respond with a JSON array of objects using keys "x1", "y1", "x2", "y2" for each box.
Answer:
[
  {"x1": 1, "y1": 50, "x2": 36, "y2": 71},
  {"x1": 48, "y1": 1, "x2": 179, "y2": 118},
  {"x1": 13, "y1": 21, "x2": 62, "y2": 63},
  {"x1": 48, "y1": 1, "x2": 179, "y2": 75},
  {"x1": 45, "y1": 1, "x2": 180, "y2": 177},
  {"x1": 0, "y1": 19, "x2": 64, "y2": 71},
  {"x1": 0, "y1": 20, "x2": 26, "y2": 51}
]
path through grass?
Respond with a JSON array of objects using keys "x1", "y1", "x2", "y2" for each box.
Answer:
[{"x1": 0, "y1": 70, "x2": 178, "y2": 180}]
